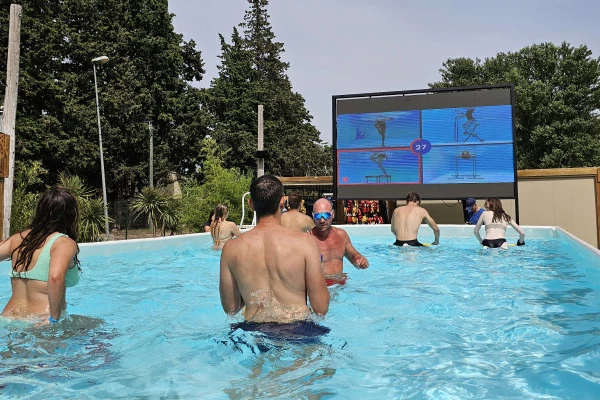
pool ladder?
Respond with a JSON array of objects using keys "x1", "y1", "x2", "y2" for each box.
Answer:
[{"x1": 240, "y1": 192, "x2": 256, "y2": 228}]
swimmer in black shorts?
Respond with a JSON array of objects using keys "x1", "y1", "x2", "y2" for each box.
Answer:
[
  {"x1": 481, "y1": 238, "x2": 506, "y2": 248},
  {"x1": 227, "y1": 320, "x2": 330, "y2": 352},
  {"x1": 393, "y1": 239, "x2": 423, "y2": 247}
]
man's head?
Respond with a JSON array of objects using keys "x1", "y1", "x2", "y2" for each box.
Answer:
[
  {"x1": 465, "y1": 197, "x2": 477, "y2": 212},
  {"x1": 287, "y1": 193, "x2": 302, "y2": 210},
  {"x1": 312, "y1": 198, "x2": 334, "y2": 233},
  {"x1": 249, "y1": 175, "x2": 285, "y2": 219},
  {"x1": 406, "y1": 192, "x2": 421, "y2": 204}
]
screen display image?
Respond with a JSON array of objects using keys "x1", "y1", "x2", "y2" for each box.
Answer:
[{"x1": 333, "y1": 86, "x2": 517, "y2": 200}]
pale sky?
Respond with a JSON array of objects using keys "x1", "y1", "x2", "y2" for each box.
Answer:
[{"x1": 168, "y1": 0, "x2": 600, "y2": 145}]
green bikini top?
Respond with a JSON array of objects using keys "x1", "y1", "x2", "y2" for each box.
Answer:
[{"x1": 9, "y1": 233, "x2": 80, "y2": 287}]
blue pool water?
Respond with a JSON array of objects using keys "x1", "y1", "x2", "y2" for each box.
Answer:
[{"x1": 1, "y1": 225, "x2": 599, "y2": 398}]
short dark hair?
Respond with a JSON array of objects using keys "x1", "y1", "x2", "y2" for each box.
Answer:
[
  {"x1": 287, "y1": 192, "x2": 302, "y2": 209},
  {"x1": 250, "y1": 175, "x2": 284, "y2": 218},
  {"x1": 406, "y1": 192, "x2": 421, "y2": 204}
]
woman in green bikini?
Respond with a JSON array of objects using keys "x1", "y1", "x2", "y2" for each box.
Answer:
[{"x1": 0, "y1": 186, "x2": 81, "y2": 324}]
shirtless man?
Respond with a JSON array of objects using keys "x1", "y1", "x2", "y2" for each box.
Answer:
[
  {"x1": 281, "y1": 192, "x2": 315, "y2": 233},
  {"x1": 310, "y1": 198, "x2": 369, "y2": 284},
  {"x1": 219, "y1": 175, "x2": 329, "y2": 323},
  {"x1": 391, "y1": 192, "x2": 440, "y2": 246}
]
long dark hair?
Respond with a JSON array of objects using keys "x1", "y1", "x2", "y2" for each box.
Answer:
[
  {"x1": 12, "y1": 186, "x2": 80, "y2": 272},
  {"x1": 486, "y1": 197, "x2": 512, "y2": 224},
  {"x1": 210, "y1": 203, "x2": 229, "y2": 242}
]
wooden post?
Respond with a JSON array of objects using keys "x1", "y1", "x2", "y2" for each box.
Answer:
[
  {"x1": 257, "y1": 105, "x2": 264, "y2": 177},
  {"x1": 148, "y1": 121, "x2": 153, "y2": 188},
  {"x1": 2, "y1": 4, "x2": 22, "y2": 240},
  {"x1": 596, "y1": 168, "x2": 600, "y2": 248}
]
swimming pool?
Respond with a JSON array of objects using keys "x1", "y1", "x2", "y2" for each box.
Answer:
[{"x1": 1, "y1": 225, "x2": 599, "y2": 398}]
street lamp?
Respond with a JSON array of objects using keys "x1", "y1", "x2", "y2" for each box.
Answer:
[{"x1": 92, "y1": 55, "x2": 110, "y2": 240}]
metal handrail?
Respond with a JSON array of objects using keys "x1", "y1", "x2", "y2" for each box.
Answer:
[{"x1": 240, "y1": 192, "x2": 256, "y2": 226}]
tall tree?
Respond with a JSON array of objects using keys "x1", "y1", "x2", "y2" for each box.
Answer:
[
  {"x1": 203, "y1": 0, "x2": 330, "y2": 177},
  {"x1": 430, "y1": 42, "x2": 600, "y2": 169},
  {"x1": 0, "y1": 0, "x2": 209, "y2": 201}
]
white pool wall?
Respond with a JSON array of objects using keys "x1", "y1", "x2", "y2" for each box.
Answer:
[{"x1": 79, "y1": 225, "x2": 600, "y2": 261}]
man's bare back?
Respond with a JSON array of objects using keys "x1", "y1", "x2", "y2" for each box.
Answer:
[
  {"x1": 391, "y1": 193, "x2": 440, "y2": 246},
  {"x1": 281, "y1": 209, "x2": 315, "y2": 233},
  {"x1": 219, "y1": 176, "x2": 329, "y2": 323}
]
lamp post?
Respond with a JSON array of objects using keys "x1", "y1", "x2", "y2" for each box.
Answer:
[{"x1": 92, "y1": 55, "x2": 110, "y2": 240}]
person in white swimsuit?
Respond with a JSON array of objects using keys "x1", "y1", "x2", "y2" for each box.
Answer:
[
  {"x1": 474, "y1": 197, "x2": 525, "y2": 249},
  {"x1": 210, "y1": 203, "x2": 242, "y2": 249}
]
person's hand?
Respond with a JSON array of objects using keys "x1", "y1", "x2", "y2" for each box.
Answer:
[
  {"x1": 431, "y1": 240, "x2": 439, "y2": 245},
  {"x1": 517, "y1": 239, "x2": 525, "y2": 246},
  {"x1": 353, "y1": 255, "x2": 369, "y2": 269}
]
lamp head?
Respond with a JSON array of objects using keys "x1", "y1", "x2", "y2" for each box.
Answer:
[{"x1": 91, "y1": 56, "x2": 109, "y2": 64}]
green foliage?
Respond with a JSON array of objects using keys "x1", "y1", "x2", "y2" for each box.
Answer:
[
  {"x1": 0, "y1": 0, "x2": 209, "y2": 201},
  {"x1": 58, "y1": 172, "x2": 112, "y2": 242},
  {"x1": 9, "y1": 161, "x2": 47, "y2": 235},
  {"x1": 430, "y1": 42, "x2": 600, "y2": 169},
  {"x1": 179, "y1": 138, "x2": 253, "y2": 232},
  {"x1": 79, "y1": 197, "x2": 108, "y2": 243},
  {"x1": 160, "y1": 197, "x2": 182, "y2": 236},
  {"x1": 203, "y1": 0, "x2": 330, "y2": 176},
  {"x1": 130, "y1": 186, "x2": 170, "y2": 237}
]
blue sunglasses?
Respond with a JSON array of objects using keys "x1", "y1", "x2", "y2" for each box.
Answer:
[{"x1": 312, "y1": 212, "x2": 332, "y2": 220}]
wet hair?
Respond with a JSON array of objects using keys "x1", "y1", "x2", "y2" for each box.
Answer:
[
  {"x1": 210, "y1": 203, "x2": 229, "y2": 242},
  {"x1": 406, "y1": 192, "x2": 421, "y2": 204},
  {"x1": 12, "y1": 185, "x2": 80, "y2": 272},
  {"x1": 485, "y1": 197, "x2": 512, "y2": 223},
  {"x1": 287, "y1": 193, "x2": 302, "y2": 210},
  {"x1": 250, "y1": 175, "x2": 284, "y2": 218}
]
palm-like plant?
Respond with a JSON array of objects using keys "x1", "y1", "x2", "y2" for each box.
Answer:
[
  {"x1": 130, "y1": 187, "x2": 170, "y2": 237},
  {"x1": 79, "y1": 197, "x2": 107, "y2": 242},
  {"x1": 58, "y1": 172, "x2": 112, "y2": 242},
  {"x1": 160, "y1": 197, "x2": 182, "y2": 236}
]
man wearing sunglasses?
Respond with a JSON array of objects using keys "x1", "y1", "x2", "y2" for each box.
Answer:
[
  {"x1": 310, "y1": 198, "x2": 369, "y2": 285},
  {"x1": 219, "y1": 175, "x2": 329, "y2": 324}
]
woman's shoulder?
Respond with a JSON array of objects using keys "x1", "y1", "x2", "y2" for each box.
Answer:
[{"x1": 52, "y1": 233, "x2": 77, "y2": 247}]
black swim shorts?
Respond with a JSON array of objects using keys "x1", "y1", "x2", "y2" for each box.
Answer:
[
  {"x1": 481, "y1": 238, "x2": 507, "y2": 248},
  {"x1": 393, "y1": 239, "x2": 423, "y2": 247}
]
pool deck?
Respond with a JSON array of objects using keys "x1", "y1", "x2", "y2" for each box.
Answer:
[{"x1": 79, "y1": 225, "x2": 600, "y2": 260}]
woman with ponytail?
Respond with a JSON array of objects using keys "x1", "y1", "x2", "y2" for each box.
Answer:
[{"x1": 210, "y1": 203, "x2": 242, "y2": 249}]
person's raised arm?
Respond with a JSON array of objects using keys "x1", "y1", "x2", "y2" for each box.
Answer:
[
  {"x1": 47, "y1": 236, "x2": 77, "y2": 321},
  {"x1": 304, "y1": 238, "x2": 329, "y2": 316},
  {"x1": 473, "y1": 212, "x2": 484, "y2": 244},
  {"x1": 424, "y1": 212, "x2": 440, "y2": 245},
  {"x1": 219, "y1": 242, "x2": 244, "y2": 315},
  {"x1": 342, "y1": 230, "x2": 369, "y2": 269},
  {"x1": 0, "y1": 235, "x2": 14, "y2": 262},
  {"x1": 231, "y1": 223, "x2": 242, "y2": 238},
  {"x1": 509, "y1": 219, "x2": 526, "y2": 245}
]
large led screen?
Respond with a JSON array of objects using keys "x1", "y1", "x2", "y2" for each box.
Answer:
[{"x1": 333, "y1": 86, "x2": 517, "y2": 200}]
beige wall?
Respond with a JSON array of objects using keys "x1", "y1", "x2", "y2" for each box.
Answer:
[{"x1": 517, "y1": 177, "x2": 597, "y2": 245}]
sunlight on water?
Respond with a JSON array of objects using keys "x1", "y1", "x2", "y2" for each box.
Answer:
[{"x1": 0, "y1": 233, "x2": 599, "y2": 398}]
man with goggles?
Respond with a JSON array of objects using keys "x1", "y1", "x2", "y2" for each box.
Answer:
[{"x1": 310, "y1": 198, "x2": 369, "y2": 285}]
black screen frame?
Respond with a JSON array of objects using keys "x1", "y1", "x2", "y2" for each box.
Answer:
[{"x1": 332, "y1": 84, "x2": 518, "y2": 202}]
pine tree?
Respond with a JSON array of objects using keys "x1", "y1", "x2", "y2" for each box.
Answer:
[{"x1": 203, "y1": 0, "x2": 329, "y2": 176}]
